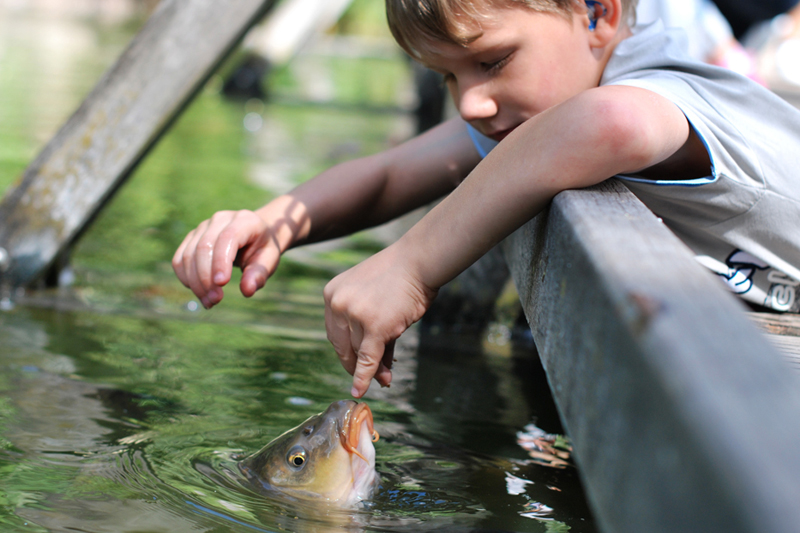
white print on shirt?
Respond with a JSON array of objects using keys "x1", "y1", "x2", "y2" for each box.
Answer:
[
  {"x1": 720, "y1": 250, "x2": 768, "y2": 295},
  {"x1": 767, "y1": 270, "x2": 799, "y2": 312},
  {"x1": 696, "y1": 250, "x2": 800, "y2": 312}
]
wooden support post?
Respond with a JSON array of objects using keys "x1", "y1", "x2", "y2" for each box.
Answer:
[
  {"x1": 243, "y1": 0, "x2": 355, "y2": 66},
  {"x1": 0, "y1": 0, "x2": 279, "y2": 288},
  {"x1": 502, "y1": 179, "x2": 800, "y2": 533}
]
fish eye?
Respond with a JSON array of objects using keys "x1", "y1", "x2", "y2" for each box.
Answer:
[{"x1": 287, "y1": 446, "x2": 307, "y2": 468}]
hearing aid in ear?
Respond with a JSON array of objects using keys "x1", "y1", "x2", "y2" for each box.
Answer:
[{"x1": 585, "y1": 0, "x2": 607, "y2": 30}]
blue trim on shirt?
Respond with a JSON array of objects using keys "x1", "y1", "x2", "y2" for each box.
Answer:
[
  {"x1": 466, "y1": 123, "x2": 496, "y2": 158},
  {"x1": 616, "y1": 113, "x2": 719, "y2": 187}
]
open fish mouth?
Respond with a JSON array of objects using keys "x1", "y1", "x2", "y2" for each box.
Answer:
[
  {"x1": 236, "y1": 400, "x2": 380, "y2": 505},
  {"x1": 340, "y1": 402, "x2": 379, "y2": 464}
]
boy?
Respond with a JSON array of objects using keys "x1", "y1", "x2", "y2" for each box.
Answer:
[{"x1": 173, "y1": 0, "x2": 800, "y2": 398}]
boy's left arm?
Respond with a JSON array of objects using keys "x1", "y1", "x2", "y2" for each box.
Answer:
[{"x1": 326, "y1": 85, "x2": 705, "y2": 397}]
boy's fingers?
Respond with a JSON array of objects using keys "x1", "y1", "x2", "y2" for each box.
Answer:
[
  {"x1": 381, "y1": 339, "x2": 395, "y2": 370},
  {"x1": 213, "y1": 212, "x2": 273, "y2": 292},
  {"x1": 240, "y1": 264, "x2": 269, "y2": 297},
  {"x1": 173, "y1": 210, "x2": 277, "y2": 308},
  {"x1": 194, "y1": 224, "x2": 230, "y2": 296},
  {"x1": 375, "y1": 339, "x2": 395, "y2": 387},
  {"x1": 375, "y1": 363, "x2": 393, "y2": 388},
  {"x1": 240, "y1": 244, "x2": 281, "y2": 296},
  {"x1": 211, "y1": 213, "x2": 254, "y2": 283},
  {"x1": 325, "y1": 306, "x2": 358, "y2": 377},
  {"x1": 208, "y1": 227, "x2": 242, "y2": 289},
  {"x1": 351, "y1": 335, "x2": 385, "y2": 398},
  {"x1": 172, "y1": 230, "x2": 194, "y2": 287},
  {"x1": 181, "y1": 225, "x2": 211, "y2": 305},
  {"x1": 174, "y1": 225, "x2": 205, "y2": 288}
]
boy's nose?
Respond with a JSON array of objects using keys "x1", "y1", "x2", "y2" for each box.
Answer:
[{"x1": 455, "y1": 84, "x2": 498, "y2": 122}]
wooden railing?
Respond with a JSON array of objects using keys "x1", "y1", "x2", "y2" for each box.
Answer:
[
  {"x1": 0, "y1": 0, "x2": 279, "y2": 287},
  {"x1": 503, "y1": 179, "x2": 800, "y2": 533}
]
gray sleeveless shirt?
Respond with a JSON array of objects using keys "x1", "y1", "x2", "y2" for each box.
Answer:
[{"x1": 467, "y1": 21, "x2": 800, "y2": 311}]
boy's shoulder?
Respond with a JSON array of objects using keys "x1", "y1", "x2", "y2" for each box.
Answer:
[
  {"x1": 601, "y1": 21, "x2": 717, "y2": 84},
  {"x1": 601, "y1": 21, "x2": 800, "y2": 132}
]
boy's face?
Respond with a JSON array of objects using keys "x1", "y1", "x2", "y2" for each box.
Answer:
[{"x1": 421, "y1": 4, "x2": 609, "y2": 141}]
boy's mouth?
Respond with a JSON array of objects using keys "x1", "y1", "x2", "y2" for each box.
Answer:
[{"x1": 487, "y1": 127, "x2": 515, "y2": 142}]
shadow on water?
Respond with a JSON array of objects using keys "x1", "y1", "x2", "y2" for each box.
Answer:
[{"x1": 0, "y1": 3, "x2": 597, "y2": 532}]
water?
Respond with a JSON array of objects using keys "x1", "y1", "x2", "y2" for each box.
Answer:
[
  {"x1": 0, "y1": 3, "x2": 597, "y2": 531},
  {"x1": 0, "y1": 303, "x2": 594, "y2": 532}
]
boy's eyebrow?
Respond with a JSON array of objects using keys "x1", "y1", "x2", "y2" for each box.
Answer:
[
  {"x1": 416, "y1": 27, "x2": 484, "y2": 60},
  {"x1": 461, "y1": 30, "x2": 484, "y2": 44}
]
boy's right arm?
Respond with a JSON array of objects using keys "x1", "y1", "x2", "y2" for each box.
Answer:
[{"x1": 172, "y1": 117, "x2": 481, "y2": 308}]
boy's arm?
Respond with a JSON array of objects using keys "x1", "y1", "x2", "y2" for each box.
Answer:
[
  {"x1": 325, "y1": 85, "x2": 707, "y2": 397},
  {"x1": 172, "y1": 117, "x2": 480, "y2": 308},
  {"x1": 283, "y1": 116, "x2": 481, "y2": 245}
]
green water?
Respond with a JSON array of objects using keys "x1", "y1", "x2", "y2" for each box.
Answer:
[{"x1": 0, "y1": 4, "x2": 596, "y2": 532}]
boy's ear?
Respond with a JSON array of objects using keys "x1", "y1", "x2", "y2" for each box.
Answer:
[{"x1": 581, "y1": 0, "x2": 623, "y2": 46}]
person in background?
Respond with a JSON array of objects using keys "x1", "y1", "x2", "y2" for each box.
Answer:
[
  {"x1": 637, "y1": 0, "x2": 763, "y2": 81},
  {"x1": 712, "y1": 0, "x2": 800, "y2": 38},
  {"x1": 638, "y1": 0, "x2": 800, "y2": 85}
]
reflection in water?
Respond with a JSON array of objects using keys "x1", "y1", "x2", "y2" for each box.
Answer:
[{"x1": 517, "y1": 424, "x2": 573, "y2": 469}]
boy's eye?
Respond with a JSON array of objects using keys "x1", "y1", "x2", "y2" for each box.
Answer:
[{"x1": 481, "y1": 53, "x2": 512, "y2": 74}]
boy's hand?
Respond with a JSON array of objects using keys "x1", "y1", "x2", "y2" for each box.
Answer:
[
  {"x1": 172, "y1": 210, "x2": 281, "y2": 308},
  {"x1": 324, "y1": 245, "x2": 437, "y2": 398}
]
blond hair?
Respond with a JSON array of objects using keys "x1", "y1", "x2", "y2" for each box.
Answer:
[{"x1": 386, "y1": 0, "x2": 637, "y2": 60}]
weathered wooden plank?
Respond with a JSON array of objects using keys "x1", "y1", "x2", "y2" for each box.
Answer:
[
  {"x1": 0, "y1": 0, "x2": 279, "y2": 287},
  {"x1": 502, "y1": 179, "x2": 800, "y2": 533},
  {"x1": 748, "y1": 311, "x2": 800, "y2": 364},
  {"x1": 244, "y1": 0, "x2": 355, "y2": 65},
  {"x1": 748, "y1": 310, "x2": 800, "y2": 337},
  {"x1": 762, "y1": 333, "x2": 800, "y2": 366}
]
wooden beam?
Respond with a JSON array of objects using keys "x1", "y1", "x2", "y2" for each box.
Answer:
[
  {"x1": 749, "y1": 311, "x2": 800, "y2": 367},
  {"x1": 0, "y1": 0, "x2": 279, "y2": 287},
  {"x1": 502, "y1": 179, "x2": 800, "y2": 533},
  {"x1": 244, "y1": 0, "x2": 355, "y2": 66}
]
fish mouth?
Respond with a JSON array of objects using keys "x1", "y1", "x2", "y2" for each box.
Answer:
[{"x1": 340, "y1": 402, "x2": 379, "y2": 464}]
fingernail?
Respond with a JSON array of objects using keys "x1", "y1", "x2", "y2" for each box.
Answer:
[
  {"x1": 200, "y1": 297, "x2": 210, "y2": 309},
  {"x1": 213, "y1": 272, "x2": 225, "y2": 284},
  {"x1": 351, "y1": 387, "x2": 361, "y2": 398}
]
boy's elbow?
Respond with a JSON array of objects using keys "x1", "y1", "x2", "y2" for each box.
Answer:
[{"x1": 579, "y1": 90, "x2": 675, "y2": 174}]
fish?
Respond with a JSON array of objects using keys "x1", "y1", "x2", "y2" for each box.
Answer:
[{"x1": 239, "y1": 400, "x2": 380, "y2": 506}]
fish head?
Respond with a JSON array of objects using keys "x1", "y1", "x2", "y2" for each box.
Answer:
[{"x1": 239, "y1": 400, "x2": 379, "y2": 505}]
